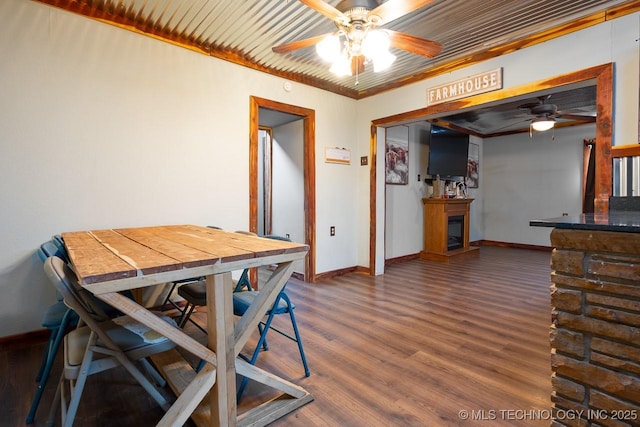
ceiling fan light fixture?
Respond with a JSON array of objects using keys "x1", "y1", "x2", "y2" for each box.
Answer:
[
  {"x1": 274, "y1": 0, "x2": 443, "y2": 82},
  {"x1": 531, "y1": 116, "x2": 556, "y2": 132},
  {"x1": 372, "y1": 50, "x2": 396, "y2": 72},
  {"x1": 316, "y1": 34, "x2": 342, "y2": 62},
  {"x1": 320, "y1": 28, "x2": 395, "y2": 75},
  {"x1": 329, "y1": 53, "x2": 352, "y2": 76},
  {"x1": 361, "y1": 29, "x2": 390, "y2": 59}
]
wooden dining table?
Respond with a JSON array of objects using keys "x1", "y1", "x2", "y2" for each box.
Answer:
[{"x1": 61, "y1": 224, "x2": 312, "y2": 427}]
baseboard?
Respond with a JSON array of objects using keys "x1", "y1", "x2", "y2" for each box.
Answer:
[
  {"x1": 385, "y1": 253, "x2": 420, "y2": 266},
  {"x1": 383, "y1": 241, "x2": 551, "y2": 268},
  {"x1": 0, "y1": 329, "x2": 50, "y2": 349},
  {"x1": 475, "y1": 240, "x2": 552, "y2": 251},
  {"x1": 314, "y1": 265, "x2": 369, "y2": 281}
]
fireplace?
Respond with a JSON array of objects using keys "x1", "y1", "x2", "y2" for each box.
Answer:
[
  {"x1": 420, "y1": 198, "x2": 479, "y2": 262},
  {"x1": 447, "y1": 215, "x2": 464, "y2": 251}
]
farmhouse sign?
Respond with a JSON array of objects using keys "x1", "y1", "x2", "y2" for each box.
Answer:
[{"x1": 427, "y1": 68, "x2": 503, "y2": 106}]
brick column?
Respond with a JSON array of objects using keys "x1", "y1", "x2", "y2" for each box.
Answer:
[{"x1": 550, "y1": 228, "x2": 640, "y2": 426}]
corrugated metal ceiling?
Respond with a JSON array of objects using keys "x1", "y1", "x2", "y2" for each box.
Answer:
[{"x1": 35, "y1": 0, "x2": 637, "y2": 99}]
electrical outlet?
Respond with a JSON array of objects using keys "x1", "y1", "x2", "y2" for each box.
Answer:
[{"x1": 330, "y1": 226, "x2": 335, "y2": 236}]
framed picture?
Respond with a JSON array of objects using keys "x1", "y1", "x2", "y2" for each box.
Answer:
[
  {"x1": 385, "y1": 138, "x2": 409, "y2": 185},
  {"x1": 467, "y1": 143, "x2": 479, "y2": 188}
]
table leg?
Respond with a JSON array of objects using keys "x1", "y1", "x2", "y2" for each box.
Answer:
[
  {"x1": 156, "y1": 364, "x2": 217, "y2": 427},
  {"x1": 207, "y1": 272, "x2": 236, "y2": 427},
  {"x1": 95, "y1": 291, "x2": 220, "y2": 426}
]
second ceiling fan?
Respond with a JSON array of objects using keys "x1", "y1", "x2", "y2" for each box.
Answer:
[
  {"x1": 272, "y1": 0, "x2": 443, "y2": 78},
  {"x1": 520, "y1": 95, "x2": 597, "y2": 132}
]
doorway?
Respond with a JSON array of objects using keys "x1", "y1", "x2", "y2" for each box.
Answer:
[
  {"x1": 369, "y1": 63, "x2": 613, "y2": 275},
  {"x1": 257, "y1": 126, "x2": 273, "y2": 236},
  {"x1": 249, "y1": 96, "x2": 316, "y2": 282}
]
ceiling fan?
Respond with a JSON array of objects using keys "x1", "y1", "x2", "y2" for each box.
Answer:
[
  {"x1": 272, "y1": 0, "x2": 443, "y2": 80},
  {"x1": 519, "y1": 95, "x2": 596, "y2": 133}
]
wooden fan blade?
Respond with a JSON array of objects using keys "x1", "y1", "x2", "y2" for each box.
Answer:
[
  {"x1": 556, "y1": 113, "x2": 596, "y2": 123},
  {"x1": 518, "y1": 102, "x2": 539, "y2": 110},
  {"x1": 351, "y1": 56, "x2": 366, "y2": 75},
  {"x1": 518, "y1": 95, "x2": 551, "y2": 110},
  {"x1": 387, "y1": 30, "x2": 442, "y2": 58},
  {"x1": 369, "y1": 0, "x2": 437, "y2": 25},
  {"x1": 272, "y1": 33, "x2": 332, "y2": 54},
  {"x1": 299, "y1": 0, "x2": 345, "y2": 22}
]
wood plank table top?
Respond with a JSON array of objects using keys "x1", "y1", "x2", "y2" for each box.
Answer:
[
  {"x1": 60, "y1": 225, "x2": 312, "y2": 427},
  {"x1": 62, "y1": 224, "x2": 308, "y2": 289}
]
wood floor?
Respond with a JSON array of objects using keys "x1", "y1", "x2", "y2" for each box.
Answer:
[{"x1": 2, "y1": 246, "x2": 552, "y2": 426}]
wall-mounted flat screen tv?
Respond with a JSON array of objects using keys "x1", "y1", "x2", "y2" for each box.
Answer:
[{"x1": 427, "y1": 125, "x2": 470, "y2": 178}]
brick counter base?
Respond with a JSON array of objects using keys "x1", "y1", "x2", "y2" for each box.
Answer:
[{"x1": 550, "y1": 228, "x2": 640, "y2": 427}]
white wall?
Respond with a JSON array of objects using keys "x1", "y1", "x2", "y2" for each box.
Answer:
[
  {"x1": 466, "y1": 135, "x2": 484, "y2": 243},
  {"x1": 357, "y1": 12, "x2": 640, "y2": 270},
  {"x1": 385, "y1": 126, "x2": 424, "y2": 259},
  {"x1": 385, "y1": 124, "x2": 429, "y2": 259},
  {"x1": 482, "y1": 125, "x2": 594, "y2": 246},
  {"x1": 0, "y1": 0, "x2": 358, "y2": 336},
  {"x1": 271, "y1": 120, "x2": 305, "y2": 274}
]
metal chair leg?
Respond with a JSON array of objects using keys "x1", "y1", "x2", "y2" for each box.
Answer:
[
  {"x1": 161, "y1": 282, "x2": 179, "y2": 310},
  {"x1": 34, "y1": 330, "x2": 55, "y2": 383},
  {"x1": 26, "y1": 308, "x2": 76, "y2": 424},
  {"x1": 288, "y1": 309, "x2": 310, "y2": 377},
  {"x1": 257, "y1": 322, "x2": 269, "y2": 351},
  {"x1": 178, "y1": 304, "x2": 197, "y2": 329},
  {"x1": 178, "y1": 302, "x2": 208, "y2": 335},
  {"x1": 236, "y1": 312, "x2": 277, "y2": 401},
  {"x1": 46, "y1": 372, "x2": 63, "y2": 427},
  {"x1": 61, "y1": 333, "x2": 98, "y2": 427}
]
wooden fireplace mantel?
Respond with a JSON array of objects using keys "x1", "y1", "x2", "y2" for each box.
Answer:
[{"x1": 419, "y1": 198, "x2": 479, "y2": 263}]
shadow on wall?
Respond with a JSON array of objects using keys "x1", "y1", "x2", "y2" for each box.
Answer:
[{"x1": 0, "y1": 252, "x2": 57, "y2": 338}]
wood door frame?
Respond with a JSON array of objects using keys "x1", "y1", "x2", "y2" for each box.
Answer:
[
  {"x1": 369, "y1": 63, "x2": 614, "y2": 276},
  {"x1": 250, "y1": 96, "x2": 316, "y2": 282}
]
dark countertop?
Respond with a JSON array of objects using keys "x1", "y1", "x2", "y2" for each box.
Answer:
[{"x1": 530, "y1": 212, "x2": 640, "y2": 233}]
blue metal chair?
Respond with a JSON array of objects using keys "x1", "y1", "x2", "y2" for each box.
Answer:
[
  {"x1": 176, "y1": 266, "x2": 252, "y2": 334},
  {"x1": 240, "y1": 236, "x2": 309, "y2": 379},
  {"x1": 232, "y1": 269, "x2": 310, "y2": 400},
  {"x1": 178, "y1": 233, "x2": 310, "y2": 400},
  {"x1": 26, "y1": 239, "x2": 79, "y2": 424}
]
